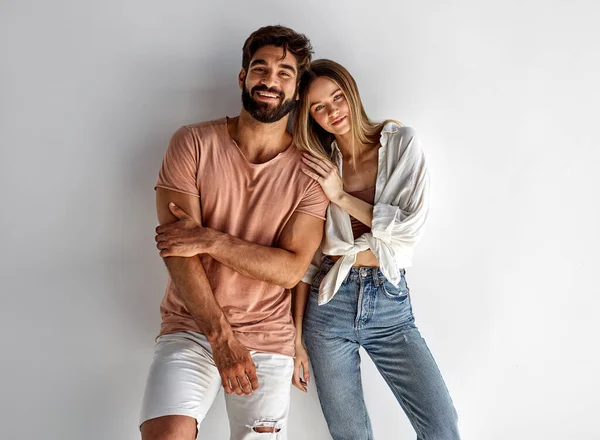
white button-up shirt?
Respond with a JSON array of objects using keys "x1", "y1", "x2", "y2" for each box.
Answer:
[{"x1": 301, "y1": 123, "x2": 430, "y2": 305}]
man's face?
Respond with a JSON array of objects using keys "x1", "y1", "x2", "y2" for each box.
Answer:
[{"x1": 239, "y1": 45, "x2": 299, "y2": 123}]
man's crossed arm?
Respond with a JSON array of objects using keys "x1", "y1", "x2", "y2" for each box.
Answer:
[{"x1": 155, "y1": 199, "x2": 324, "y2": 289}]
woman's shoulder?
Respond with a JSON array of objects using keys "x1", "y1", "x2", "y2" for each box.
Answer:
[
  {"x1": 381, "y1": 121, "x2": 416, "y2": 138},
  {"x1": 380, "y1": 123, "x2": 420, "y2": 155}
]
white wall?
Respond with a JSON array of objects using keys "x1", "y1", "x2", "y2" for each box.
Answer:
[{"x1": 1, "y1": 0, "x2": 599, "y2": 439}]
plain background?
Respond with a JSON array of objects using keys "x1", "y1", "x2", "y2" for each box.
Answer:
[{"x1": 1, "y1": 0, "x2": 599, "y2": 439}]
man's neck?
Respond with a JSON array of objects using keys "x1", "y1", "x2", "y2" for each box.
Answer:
[{"x1": 228, "y1": 109, "x2": 291, "y2": 164}]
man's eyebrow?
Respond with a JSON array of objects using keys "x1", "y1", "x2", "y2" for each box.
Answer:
[
  {"x1": 249, "y1": 59, "x2": 297, "y2": 74},
  {"x1": 310, "y1": 88, "x2": 342, "y2": 107},
  {"x1": 249, "y1": 59, "x2": 268, "y2": 68},
  {"x1": 278, "y1": 63, "x2": 296, "y2": 74}
]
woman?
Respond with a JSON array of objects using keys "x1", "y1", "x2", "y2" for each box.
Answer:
[{"x1": 291, "y1": 59, "x2": 460, "y2": 440}]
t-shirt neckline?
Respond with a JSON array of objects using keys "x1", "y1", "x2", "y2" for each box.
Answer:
[{"x1": 223, "y1": 116, "x2": 294, "y2": 167}]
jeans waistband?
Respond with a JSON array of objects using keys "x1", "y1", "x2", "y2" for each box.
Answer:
[{"x1": 321, "y1": 256, "x2": 399, "y2": 285}]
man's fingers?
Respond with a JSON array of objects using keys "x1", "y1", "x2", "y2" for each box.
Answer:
[
  {"x1": 230, "y1": 375, "x2": 243, "y2": 395},
  {"x1": 168, "y1": 202, "x2": 190, "y2": 220},
  {"x1": 246, "y1": 364, "x2": 259, "y2": 391},
  {"x1": 221, "y1": 374, "x2": 233, "y2": 394},
  {"x1": 237, "y1": 374, "x2": 252, "y2": 395},
  {"x1": 155, "y1": 223, "x2": 175, "y2": 234}
]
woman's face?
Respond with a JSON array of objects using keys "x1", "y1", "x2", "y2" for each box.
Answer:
[{"x1": 307, "y1": 76, "x2": 351, "y2": 136}]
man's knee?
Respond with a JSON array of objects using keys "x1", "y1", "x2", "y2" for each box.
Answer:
[
  {"x1": 249, "y1": 418, "x2": 282, "y2": 434},
  {"x1": 252, "y1": 427, "x2": 281, "y2": 434},
  {"x1": 140, "y1": 415, "x2": 197, "y2": 440}
]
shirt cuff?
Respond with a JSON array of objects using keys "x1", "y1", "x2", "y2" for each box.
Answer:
[
  {"x1": 371, "y1": 203, "x2": 400, "y2": 244},
  {"x1": 301, "y1": 263, "x2": 320, "y2": 284}
]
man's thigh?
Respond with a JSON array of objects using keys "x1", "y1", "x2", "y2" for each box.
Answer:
[
  {"x1": 224, "y1": 351, "x2": 294, "y2": 440},
  {"x1": 140, "y1": 331, "x2": 222, "y2": 435}
]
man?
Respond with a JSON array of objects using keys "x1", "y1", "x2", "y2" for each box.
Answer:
[{"x1": 139, "y1": 26, "x2": 328, "y2": 440}]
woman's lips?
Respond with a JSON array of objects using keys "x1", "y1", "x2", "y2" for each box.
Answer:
[{"x1": 331, "y1": 115, "x2": 347, "y2": 126}]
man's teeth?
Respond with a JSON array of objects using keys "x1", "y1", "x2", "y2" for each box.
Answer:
[{"x1": 258, "y1": 92, "x2": 278, "y2": 98}]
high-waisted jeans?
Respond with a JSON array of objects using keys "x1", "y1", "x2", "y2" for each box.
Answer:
[{"x1": 303, "y1": 258, "x2": 460, "y2": 440}]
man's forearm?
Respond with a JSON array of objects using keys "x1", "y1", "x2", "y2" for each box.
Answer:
[
  {"x1": 163, "y1": 255, "x2": 233, "y2": 344},
  {"x1": 205, "y1": 230, "x2": 305, "y2": 289}
]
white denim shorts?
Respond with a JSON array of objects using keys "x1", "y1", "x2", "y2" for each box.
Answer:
[{"x1": 140, "y1": 331, "x2": 294, "y2": 439}]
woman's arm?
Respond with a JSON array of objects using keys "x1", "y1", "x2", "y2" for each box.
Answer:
[
  {"x1": 331, "y1": 192, "x2": 373, "y2": 227},
  {"x1": 291, "y1": 282, "x2": 311, "y2": 392}
]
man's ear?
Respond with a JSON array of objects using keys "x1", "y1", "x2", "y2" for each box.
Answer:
[
  {"x1": 295, "y1": 84, "x2": 301, "y2": 101},
  {"x1": 238, "y1": 68, "x2": 246, "y2": 90}
]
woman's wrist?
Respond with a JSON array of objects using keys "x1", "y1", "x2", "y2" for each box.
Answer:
[{"x1": 332, "y1": 190, "x2": 348, "y2": 205}]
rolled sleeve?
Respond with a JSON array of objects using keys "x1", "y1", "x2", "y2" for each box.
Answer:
[
  {"x1": 301, "y1": 263, "x2": 320, "y2": 284},
  {"x1": 371, "y1": 204, "x2": 401, "y2": 243},
  {"x1": 300, "y1": 246, "x2": 323, "y2": 284}
]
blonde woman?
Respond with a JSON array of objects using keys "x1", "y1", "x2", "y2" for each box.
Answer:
[{"x1": 291, "y1": 59, "x2": 460, "y2": 440}]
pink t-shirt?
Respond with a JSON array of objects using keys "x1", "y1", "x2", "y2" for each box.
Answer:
[{"x1": 155, "y1": 118, "x2": 329, "y2": 356}]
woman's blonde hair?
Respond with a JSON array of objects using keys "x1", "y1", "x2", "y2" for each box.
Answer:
[{"x1": 293, "y1": 59, "x2": 401, "y2": 165}]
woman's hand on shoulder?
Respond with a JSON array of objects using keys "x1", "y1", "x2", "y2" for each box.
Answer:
[{"x1": 301, "y1": 153, "x2": 345, "y2": 203}]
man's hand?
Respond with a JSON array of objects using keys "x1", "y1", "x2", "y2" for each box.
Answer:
[
  {"x1": 210, "y1": 335, "x2": 259, "y2": 395},
  {"x1": 155, "y1": 203, "x2": 213, "y2": 257},
  {"x1": 292, "y1": 341, "x2": 310, "y2": 392}
]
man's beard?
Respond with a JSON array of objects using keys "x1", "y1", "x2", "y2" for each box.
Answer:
[{"x1": 241, "y1": 84, "x2": 297, "y2": 123}]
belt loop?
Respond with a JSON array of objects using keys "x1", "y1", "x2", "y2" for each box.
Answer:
[{"x1": 372, "y1": 267, "x2": 379, "y2": 285}]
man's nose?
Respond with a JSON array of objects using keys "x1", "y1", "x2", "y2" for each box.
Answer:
[{"x1": 260, "y1": 71, "x2": 278, "y2": 89}]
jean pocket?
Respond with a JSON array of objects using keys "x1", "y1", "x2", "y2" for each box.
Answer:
[{"x1": 380, "y1": 273, "x2": 410, "y2": 300}]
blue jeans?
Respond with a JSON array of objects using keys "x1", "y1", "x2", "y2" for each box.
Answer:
[{"x1": 303, "y1": 258, "x2": 460, "y2": 440}]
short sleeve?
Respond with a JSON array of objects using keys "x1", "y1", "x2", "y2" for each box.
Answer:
[
  {"x1": 294, "y1": 180, "x2": 329, "y2": 220},
  {"x1": 155, "y1": 126, "x2": 200, "y2": 197}
]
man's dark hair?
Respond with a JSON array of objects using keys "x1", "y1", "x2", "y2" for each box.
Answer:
[{"x1": 242, "y1": 25, "x2": 313, "y2": 80}]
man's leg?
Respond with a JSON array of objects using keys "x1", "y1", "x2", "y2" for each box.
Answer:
[
  {"x1": 140, "y1": 331, "x2": 222, "y2": 440},
  {"x1": 141, "y1": 416, "x2": 197, "y2": 440},
  {"x1": 224, "y1": 351, "x2": 294, "y2": 439}
]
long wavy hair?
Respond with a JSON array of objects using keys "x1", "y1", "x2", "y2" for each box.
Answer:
[{"x1": 293, "y1": 59, "x2": 401, "y2": 166}]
